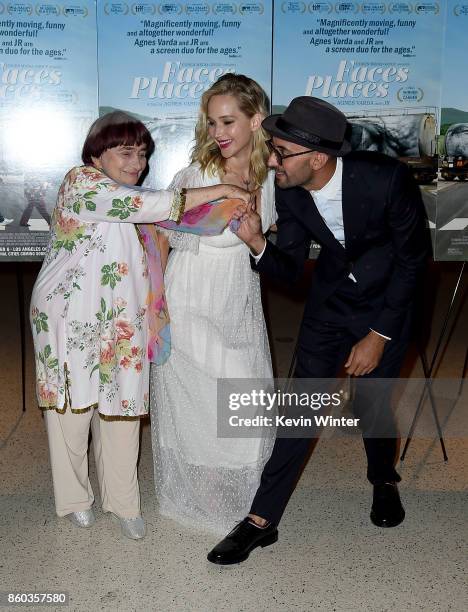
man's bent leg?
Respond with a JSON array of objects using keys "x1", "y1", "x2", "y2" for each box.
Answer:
[
  {"x1": 207, "y1": 321, "x2": 353, "y2": 564},
  {"x1": 249, "y1": 321, "x2": 352, "y2": 525},
  {"x1": 249, "y1": 437, "x2": 313, "y2": 525}
]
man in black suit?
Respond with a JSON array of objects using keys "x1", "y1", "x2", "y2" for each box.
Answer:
[{"x1": 208, "y1": 97, "x2": 428, "y2": 565}]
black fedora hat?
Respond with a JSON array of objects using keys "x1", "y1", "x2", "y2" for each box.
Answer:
[{"x1": 263, "y1": 96, "x2": 352, "y2": 156}]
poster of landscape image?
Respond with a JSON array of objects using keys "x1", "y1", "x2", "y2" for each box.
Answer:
[
  {"x1": 0, "y1": 2, "x2": 98, "y2": 260},
  {"x1": 1, "y1": 1, "x2": 465, "y2": 262},
  {"x1": 272, "y1": 1, "x2": 445, "y2": 257},
  {"x1": 97, "y1": 1, "x2": 272, "y2": 189},
  {"x1": 435, "y1": 2, "x2": 468, "y2": 260}
]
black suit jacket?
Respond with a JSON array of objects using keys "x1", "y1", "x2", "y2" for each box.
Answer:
[{"x1": 254, "y1": 151, "x2": 428, "y2": 341}]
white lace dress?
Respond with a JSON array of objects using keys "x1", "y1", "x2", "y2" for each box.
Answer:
[{"x1": 150, "y1": 163, "x2": 276, "y2": 534}]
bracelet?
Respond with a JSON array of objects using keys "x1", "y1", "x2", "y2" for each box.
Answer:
[{"x1": 169, "y1": 188, "x2": 187, "y2": 224}]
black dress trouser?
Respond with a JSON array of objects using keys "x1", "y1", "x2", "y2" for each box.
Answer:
[{"x1": 249, "y1": 297, "x2": 409, "y2": 526}]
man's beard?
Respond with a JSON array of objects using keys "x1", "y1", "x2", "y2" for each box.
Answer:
[{"x1": 274, "y1": 170, "x2": 290, "y2": 188}]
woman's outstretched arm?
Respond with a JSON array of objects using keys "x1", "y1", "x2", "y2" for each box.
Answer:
[{"x1": 61, "y1": 166, "x2": 250, "y2": 225}]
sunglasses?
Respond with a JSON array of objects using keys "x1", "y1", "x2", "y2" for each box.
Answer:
[{"x1": 266, "y1": 140, "x2": 315, "y2": 165}]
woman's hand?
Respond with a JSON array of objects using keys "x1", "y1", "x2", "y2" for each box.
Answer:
[
  {"x1": 184, "y1": 183, "x2": 251, "y2": 211},
  {"x1": 220, "y1": 183, "x2": 253, "y2": 205}
]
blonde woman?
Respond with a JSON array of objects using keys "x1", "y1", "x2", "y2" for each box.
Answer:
[{"x1": 151, "y1": 74, "x2": 276, "y2": 534}]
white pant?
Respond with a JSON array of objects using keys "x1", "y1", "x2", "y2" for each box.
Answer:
[{"x1": 44, "y1": 409, "x2": 140, "y2": 518}]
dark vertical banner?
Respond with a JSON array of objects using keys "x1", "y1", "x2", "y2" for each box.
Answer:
[
  {"x1": 0, "y1": 2, "x2": 98, "y2": 261},
  {"x1": 436, "y1": 2, "x2": 468, "y2": 261},
  {"x1": 97, "y1": 1, "x2": 272, "y2": 188},
  {"x1": 273, "y1": 1, "x2": 445, "y2": 257}
]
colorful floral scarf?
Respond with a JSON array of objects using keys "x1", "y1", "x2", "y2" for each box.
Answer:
[{"x1": 138, "y1": 198, "x2": 242, "y2": 365}]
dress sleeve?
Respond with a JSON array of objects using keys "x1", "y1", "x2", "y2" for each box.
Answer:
[
  {"x1": 168, "y1": 164, "x2": 205, "y2": 190},
  {"x1": 63, "y1": 166, "x2": 176, "y2": 224},
  {"x1": 157, "y1": 164, "x2": 202, "y2": 253}
]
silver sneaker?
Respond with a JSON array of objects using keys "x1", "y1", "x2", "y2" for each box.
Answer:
[
  {"x1": 112, "y1": 514, "x2": 146, "y2": 540},
  {"x1": 67, "y1": 509, "x2": 95, "y2": 528}
]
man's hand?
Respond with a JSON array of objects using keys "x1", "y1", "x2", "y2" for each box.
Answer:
[
  {"x1": 230, "y1": 201, "x2": 265, "y2": 255},
  {"x1": 344, "y1": 330, "x2": 387, "y2": 376}
]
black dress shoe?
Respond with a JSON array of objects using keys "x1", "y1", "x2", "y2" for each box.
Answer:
[
  {"x1": 370, "y1": 482, "x2": 405, "y2": 528},
  {"x1": 207, "y1": 518, "x2": 278, "y2": 565}
]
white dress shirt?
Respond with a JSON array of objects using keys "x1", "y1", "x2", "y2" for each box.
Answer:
[{"x1": 310, "y1": 157, "x2": 345, "y2": 247}]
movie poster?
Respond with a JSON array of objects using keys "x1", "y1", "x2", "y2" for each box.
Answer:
[
  {"x1": 273, "y1": 1, "x2": 445, "y2": 257},
  {"x1": 436, "y1": 2, "x2": 468, "y2": 261},
  {"x1": 0, "y1": 2, "x2": 98, "y2": 261},
  {"x1": 97, "y1": 1, "x2": 272, "y2": 188}
]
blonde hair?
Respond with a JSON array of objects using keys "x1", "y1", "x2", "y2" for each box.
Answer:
[{"x1": 191, "y1": 73, "x2": 270, "y2": 188}]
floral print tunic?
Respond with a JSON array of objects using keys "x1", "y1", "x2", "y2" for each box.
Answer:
[{"x1": 30, "y1": 166, "x2": 174, "y2": 419}]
